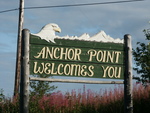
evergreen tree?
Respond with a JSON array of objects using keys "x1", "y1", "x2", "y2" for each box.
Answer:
[
  {"x1": 0, "y1": 89, "x2": 4, "y2": 103},
  {"x1": 30, "y1": 75, "x2": 57, "y2": 97},
  {"x1": 133, "y1": 28, "x2": 150, "y2": 86}
]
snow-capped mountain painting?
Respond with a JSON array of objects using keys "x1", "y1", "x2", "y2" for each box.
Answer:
[
  {"x1": 33, "y1": 23, "x2": 124, "y2": 43},
  {"x1": 57, "y1": 30, "x2": 123, "y2": 43}
]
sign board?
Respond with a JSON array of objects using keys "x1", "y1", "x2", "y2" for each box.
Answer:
[
  {"x1": 20, "y1": 24, "x2": 133, "y2": 113},
  {"x1": 30, "y1": 34, "x2": 124, "y2": 79}
]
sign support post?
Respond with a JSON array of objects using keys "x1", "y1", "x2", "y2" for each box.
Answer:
[
  {"x1": 124, "y1": 34, "x2": 133, "y2": 113},
  {"x1": 20, "y1": 29, "x2": 30, "y2": 113}
]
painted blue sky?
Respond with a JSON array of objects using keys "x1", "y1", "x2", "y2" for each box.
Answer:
[{"x1": 0, "y1": 0, "x2": 149, "y2": 96}]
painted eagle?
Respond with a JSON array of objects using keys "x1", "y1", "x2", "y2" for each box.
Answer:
[{"x1": 33, "y1": 23, "x2": 61, "y2": 43}]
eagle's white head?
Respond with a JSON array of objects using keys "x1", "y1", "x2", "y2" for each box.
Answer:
[{"x1": 33, "y1": 23, "x2": 61, "y2": 43}]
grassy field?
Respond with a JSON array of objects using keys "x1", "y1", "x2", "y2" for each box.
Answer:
[{"x1": 0, "y1": 84, "x2": 150, "y2": 113}]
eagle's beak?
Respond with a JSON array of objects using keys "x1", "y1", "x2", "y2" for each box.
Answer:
[{"x1": 54, "y1": 27, "x2": 61, "y2": 33}]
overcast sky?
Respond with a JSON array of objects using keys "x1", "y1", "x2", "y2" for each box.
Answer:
[{"x1": 0, "y1": 0, "x2": 149, "y2": 96}]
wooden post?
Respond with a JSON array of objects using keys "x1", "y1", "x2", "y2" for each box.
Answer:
[
  {"x1": 20, "y1": 29, "x2": 30, "y2": 113},
  {"x1": 124, "y1": 34, "x2": 133, "y2": 113},
  {"x1": 14, "y1": 0, "x2": 24, "y2": 97},
  {"x1": 30, "y1": 77, "x2": 124, "y2": 84}
]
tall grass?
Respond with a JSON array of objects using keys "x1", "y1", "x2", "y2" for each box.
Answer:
[
  {"x1": 36, "y1": 86, "x2": 124, "y2": 113},
  {"x1": 133, "y1": 84, "x2": 150, "y2": 113},
  {"x1": 0, "y1": 84, "x2": 150, "y2": 113}
]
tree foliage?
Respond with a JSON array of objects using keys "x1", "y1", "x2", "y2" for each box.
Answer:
[
  {"x1": 0, "y1": 89, "x2": 4, "y2": 103},
  {"x1": 30, "y1": 75, "x2": 57, "y2": 97},
  {"x1": 133, "y1": 28, "x2": 150, "y2": 85}
]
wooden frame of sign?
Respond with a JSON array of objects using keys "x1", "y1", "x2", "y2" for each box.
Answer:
[{"x1": 20, "y1": 29, "x2": 133, "y2": 113}]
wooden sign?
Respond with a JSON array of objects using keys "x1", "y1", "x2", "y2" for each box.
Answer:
[
  {"x1": 20, "y1": 24, "x2": 133, "y2": 113},
  {"x1": 30, "y1": 34, "x2": 124, "y2": 79}
]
